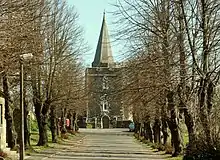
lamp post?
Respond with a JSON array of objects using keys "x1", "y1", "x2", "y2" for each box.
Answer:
[{"x1": 20, "y1": 53, "x2": 33, "y2": 160}]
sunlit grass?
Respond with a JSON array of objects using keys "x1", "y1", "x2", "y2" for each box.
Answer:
[{"x1": 133, "y1": 121, "x2": 188, "y2": 160}]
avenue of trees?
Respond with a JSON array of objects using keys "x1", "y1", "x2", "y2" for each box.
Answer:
[
  {"x1": 0, "y1": 0, "x2": 86, "y2": 149},
  {"x1": 115, "y1": 0, "x2": 220, "y2": 159}
]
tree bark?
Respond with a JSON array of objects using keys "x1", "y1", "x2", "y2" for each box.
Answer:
[
  {"x1": 24, "y1": 100, "x2": 30, "y2": 148},
  {"x1": 57, "y1": 118, "x2": 60, "y2": 137},
  {"x1": 153, "y1": 118, "x2": 161, "y2": 144},
  {"x1": 167, "y1": 90, "x2": 182, "y2": 157},
  {"x1": 162, "y1": 118, "x2": 168, "y2": 145},
  {"x1": 36, "y1": 114, "x2": 48, "y2": 146},
  {"x1": 49, "y1": 106, "x2": 57, "y2": 143},
  {"x1": 67, "y1": 110, "x2": 73, "y2": 131},
  {"x1": 139, "y1": 123, "x2": 143, "y2": 137},
  {"x1": 134, "y1": 121, "x2": 140, "y2": 134},
  {"x1": 34, "y1": 100, "x2": 49, "y2": 146},
  {"x1": 144, "y1": 117, "x2": 153, "y2": 142},
  {"x1": 198, "y1": 78, "x2": 211, "y2": 144},
  {"x1": 61, "y1": 108, "x2": 67, "y2": 134},
  {"x1": 2, "y1": 72, "x2": 16, "y2": 149},
  {"x1": 183, "y1": 106, "x2": 195, "y2": 156},
  {"x1": 71, "y1": 111, "x2": 76, "y2": 131},
  {"x1": 143, "y1": 122, "x2": 148, "y2": 140},
  {"x1": 23, "y1": 71, "x2": 30, "y2": 149},
  {"x1": 161, "y1": 104, "x2": 169, "y2": 145},
  {"x1": 73, "y1": 113, "x2": 79, "y2": 132},
  {"x1": 207, "y1": 82, "x2": 214, "y2": 114}
]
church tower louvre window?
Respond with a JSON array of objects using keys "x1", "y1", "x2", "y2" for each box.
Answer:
[
  {"x1": 102, "y1": 76, "x2": 109, "y2": 90},
  {"x1": 102, "y1": 101, "x2": 108, "y2": 111}
]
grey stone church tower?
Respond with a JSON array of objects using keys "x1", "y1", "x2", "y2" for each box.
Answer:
[{"x1": 85, "y1": 13, "x2": 123, "y2": 128}]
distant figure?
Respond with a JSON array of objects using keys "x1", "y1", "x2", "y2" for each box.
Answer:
[
  {"x1": 66, "y1": 119, "x2": 70, "y2": 127},
  {"x1": 129, "y1": 122, "x2": 135, "y2": 132}
]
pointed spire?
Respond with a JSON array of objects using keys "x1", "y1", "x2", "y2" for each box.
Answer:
[
  {"x1": 92, "y1": 12, "x2": 114, "y2": 67},
  {"x1": 103, "y1": 10, "x2": 106, "y2": 23}
]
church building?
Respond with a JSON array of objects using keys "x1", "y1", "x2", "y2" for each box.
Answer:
[{"x1": 85, "y1": 13, "x2": 123, "y2": 128}]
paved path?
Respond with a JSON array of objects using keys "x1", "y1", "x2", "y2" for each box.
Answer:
[{"x1": 26, "y1": 129, "x2": 168, "y2": 160}]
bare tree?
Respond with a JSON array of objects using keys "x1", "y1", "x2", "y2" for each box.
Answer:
[
  {"x1": 29, "y1": 1, "x2": 86, "y2": 146},
  {"x1": 0, "y1": 0, "x2": 45, "y2": 149}
]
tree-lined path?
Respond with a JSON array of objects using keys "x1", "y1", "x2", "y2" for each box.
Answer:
[{"x1": 25, "y1": 129, "x2": 168, "y2": 160}]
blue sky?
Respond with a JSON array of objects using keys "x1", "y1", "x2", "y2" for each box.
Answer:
[{"x1": 67, "y1": 0, "x2": 121, "y2": 66}]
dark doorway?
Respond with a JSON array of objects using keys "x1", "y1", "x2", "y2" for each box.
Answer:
[{"x1": 102, "y1": 116, "x2": 109, "y2": 128}]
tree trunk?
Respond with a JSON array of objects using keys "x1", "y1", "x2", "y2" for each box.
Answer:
[
  {"x1": 134, "y1": 121, "x2": 140, "y2": 134},
  {"x1": 161, "y1": 104, "x2": 169, "y2": 145},
  {"x1": 140, "y1": 123, "x2": 144, "y2": 137},
  {"x1": 2, "y1": 72, "x2": 16, "y2": 149},
  {"x1": 57, "y1": 118, "x2": 60, "y2": 137},
  {"x1": 67, "y1": 110, "x2": 73, "y2": 131},
  {"x1": 207, "y1": 82, "x2": 213, "y2": 114},
  {"x1": 24, "y1": 101, "x2": 30, "y2": 149},
  {"x1": 153, "y1": 118, "x2": 161, "y2": 144},
  {"x1": 167, "y1": 90, "x2": 182, "y2": 157},
  {"x1": 36, "y1": 114, "x2": 48, "y2": 146},
  {"x1": 198, "y1": 78, "x2": 211, "y2": 144},
  {"x1": 143, "y1": 122, "x2": 148, "y2": 140},
  {"x1": 144, "y1": 117, "x2": 153, "y2": 142},
  {"x1": 162, "y1": 119, "x2": 168, "y2": 145},
  {"x1": 183, "y1": 107, "x2": 196, "y2": 156},
  {"x1": 71, "y1": 111, "x2": 76, "y2": 131},
  {"x1": 34, "y1": 99, "x2": 49, "y2": 146},
  {"x1": 73, "y1": 113, "x2": 79, "y2": 132},
  {"x1": 61, "y1": 108, "x2": 67, "y2": 134},
  {"x1": 49, "y1": 106, "x2": 57, "y2": 143},
  {"x1": 70, "y1": 112, "x2": 73, "y2": 131}
]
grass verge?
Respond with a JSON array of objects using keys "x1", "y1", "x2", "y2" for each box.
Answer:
[
  {"x1": 26, "y1": 130, "x2": 80, "y2": 156},
  {"x1": 134, "y1": 133, "x2": 184, "y2": 160}
]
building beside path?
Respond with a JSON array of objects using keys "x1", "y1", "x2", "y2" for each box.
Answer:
[{"x1": 85, "y1": 13, "x2": 131, "y2": 128}]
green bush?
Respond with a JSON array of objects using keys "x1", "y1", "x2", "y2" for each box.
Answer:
[
  {"x1": 61, "y1": 133, "x2": 68, "y2": 139},
  {"x1": 151, "y1": 143, "x2": 158, "y2": 149},
  {"x1": 68, "y1": 130, "x2": 76, "y2": 135},
  {"x1": 157, "y1": 143, "x2": 166, "y2": 151},
  {"x1": 134, "y1": 133, "x2": 139, "y2": 139},
  {"x1": 30, "y1": 119, "x2": 38, "y2": 132},
  {"x1": 139, "y1": 136, "x2": 145, "y2": 142},
  {"x1": 86, "y1": 123, "x2": 93, "y2": 129},
  {"x1": 165, "y1": 143, "x2": 173, "y2": 154},
  {"x1": 141, "y1": 139, "x2": 150, "y2": 144}
]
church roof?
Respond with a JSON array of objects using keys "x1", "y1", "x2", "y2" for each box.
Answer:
[{"x1": 92, "y1": 12, "x2": 114, "y2": 67}]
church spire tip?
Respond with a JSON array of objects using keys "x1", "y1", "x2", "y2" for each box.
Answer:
[
  {"x1": 103, "y1": 10, "x2": 106, "y2": 21},
  {"x1": 103, "y1": 9, "x2": 105, "y2": 19}
]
